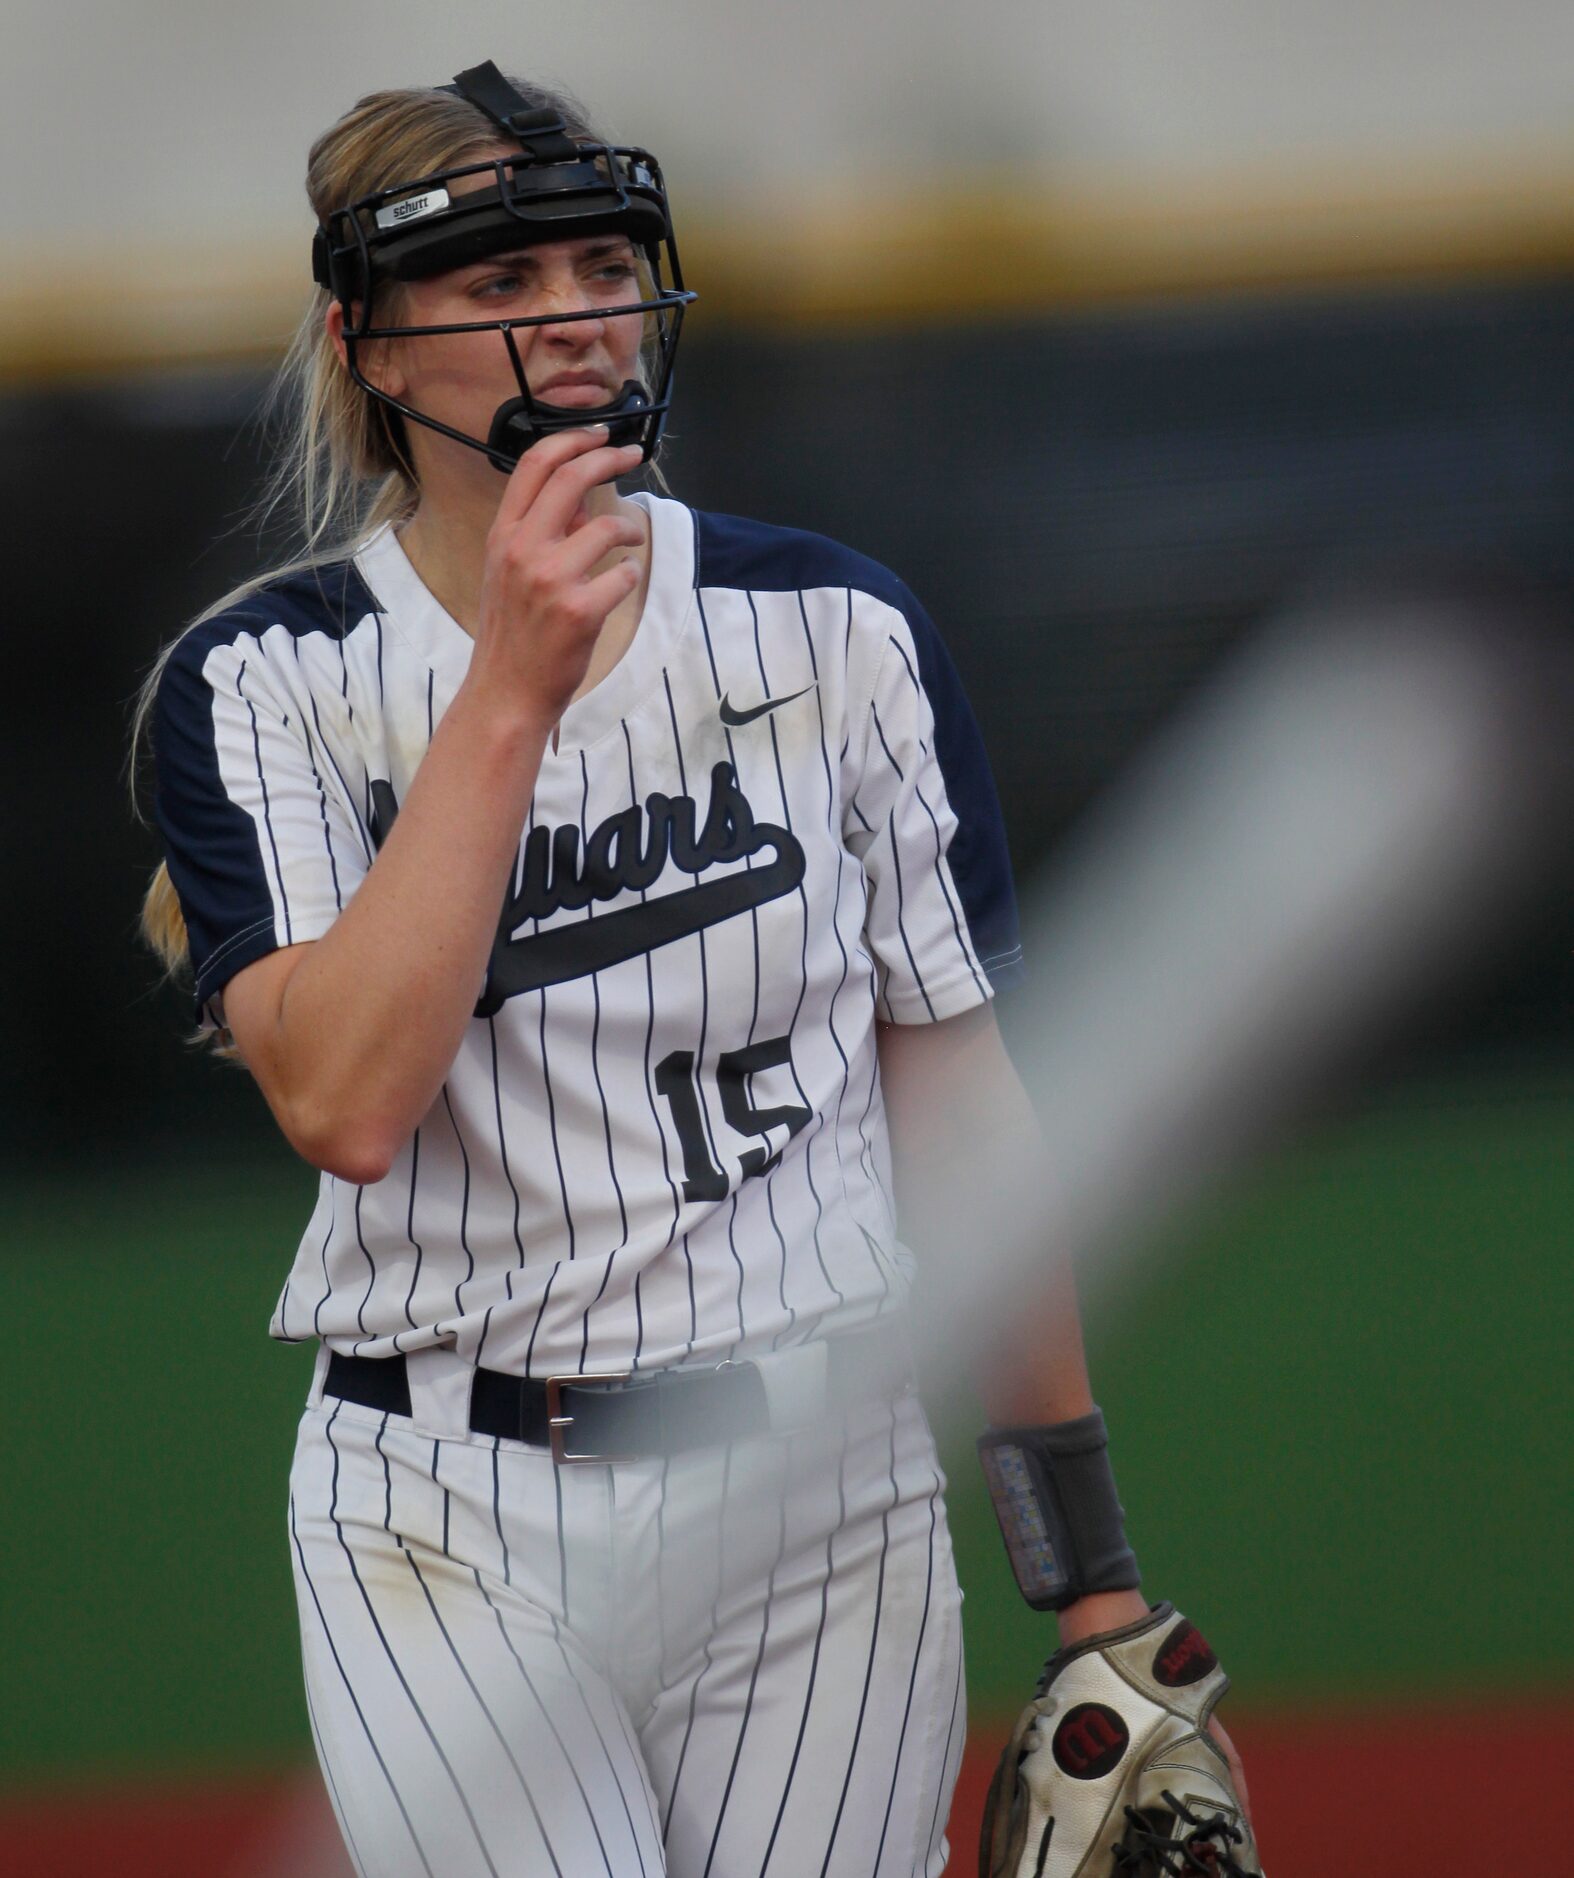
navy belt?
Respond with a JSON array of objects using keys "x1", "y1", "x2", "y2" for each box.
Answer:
[{"x1": 323, "y1": 1324, "x2": 913, "y2": 1463}]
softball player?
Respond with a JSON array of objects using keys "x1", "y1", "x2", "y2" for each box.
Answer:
[{"x1": 142, "y1": 63, "x2": 1251, "y2": 1878}]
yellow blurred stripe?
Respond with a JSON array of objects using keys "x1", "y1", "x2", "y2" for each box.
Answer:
[{"x1": 5, "y1": 148, "x2": 1574, "y2": 381}]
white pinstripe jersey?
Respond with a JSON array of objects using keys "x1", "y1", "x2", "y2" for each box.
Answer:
[{"x1": 154, "y1": 494, "x2": 1023, "y2": 1377}]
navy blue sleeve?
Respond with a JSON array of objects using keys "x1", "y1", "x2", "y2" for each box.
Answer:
[
  {"x1": 152, "y1": 603, "x2": 370, "y2": 1020},
  {"x1": 153, "y1": 622, "x2": 291, "y2": 1018},
  {"x1": 896, "y1": 584, "x2": 1025, "y2": 994}
]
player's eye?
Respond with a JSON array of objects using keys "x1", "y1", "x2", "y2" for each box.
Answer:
[{"x1": 471, "y1": 273, "x2": 522, "y2": 300}]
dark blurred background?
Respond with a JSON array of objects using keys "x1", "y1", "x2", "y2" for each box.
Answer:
[
  {"x1": 10, "y1": 279, "x2": 1573, "y2": 1175},
  {"x1": 4, "y1": 6, "x2": 1571, "y2": 1874}
]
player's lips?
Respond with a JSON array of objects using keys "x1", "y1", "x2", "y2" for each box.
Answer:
[{"x1": 532, "y1": 374, "x2": 615, "y2": 406}]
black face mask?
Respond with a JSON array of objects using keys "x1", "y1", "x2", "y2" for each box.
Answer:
[{"x1": 312, "y1": 61, "x2": 696, "y2": 470}]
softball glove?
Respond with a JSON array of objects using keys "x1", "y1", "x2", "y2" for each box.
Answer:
[{"x1": 979, "y1": 1603, "x2": 1262, "y2": 1877}]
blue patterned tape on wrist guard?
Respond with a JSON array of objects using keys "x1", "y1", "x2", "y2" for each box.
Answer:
[{"x1": 976, "y1": 1408, "x2": 1141, "y2": 1612}]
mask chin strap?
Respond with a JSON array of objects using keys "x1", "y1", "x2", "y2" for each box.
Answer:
[{"x1": 447, "y1": 60, "x2": 656, "y2": 470}]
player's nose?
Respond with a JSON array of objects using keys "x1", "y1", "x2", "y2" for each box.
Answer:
[{"x1": 530, "y1": 271, "x2": 607, "y2": 341}]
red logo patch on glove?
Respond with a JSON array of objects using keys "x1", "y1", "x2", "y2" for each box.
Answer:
[
  {"x1": 1050, "y1": 1702, "x2": 1130, "y2": 1778},
  {"x1": 1152, "y1": 1619, "x2": 1218, "y2": 1687}
]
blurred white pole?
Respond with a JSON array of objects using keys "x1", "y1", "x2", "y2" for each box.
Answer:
[{"x1": 915, "y1": 588, "x2": 1572, "y2": 1412}]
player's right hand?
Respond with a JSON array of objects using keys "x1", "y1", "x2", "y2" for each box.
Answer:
[{"x1": 468, "y1": 425, "x2": 647, "y2": 730}]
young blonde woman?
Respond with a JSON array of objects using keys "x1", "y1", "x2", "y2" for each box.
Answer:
[{"x1": 142, "y1": 61, "x2": 1255, "y2": 1878}]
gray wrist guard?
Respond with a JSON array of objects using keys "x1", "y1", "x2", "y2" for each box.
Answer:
[{"x1": 977, "y1": 1408, "x2": 1141, "y2": 1612}]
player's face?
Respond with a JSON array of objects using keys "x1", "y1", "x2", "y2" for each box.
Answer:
[{"x1": 371, "y1": 232, "x2": 649, "y2": 463}]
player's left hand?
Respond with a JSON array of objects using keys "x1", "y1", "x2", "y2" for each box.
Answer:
[{"x1": 979, "y1": 1603, "x2": 1263, "y2": 1877}]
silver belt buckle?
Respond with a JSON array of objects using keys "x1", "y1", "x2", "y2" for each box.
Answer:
[{"x1": 544, "y1": 1371, "x2": 635, "y2": 1464}]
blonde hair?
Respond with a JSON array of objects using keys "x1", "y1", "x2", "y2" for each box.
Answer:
[{"x1": 132, "y1": 73, "x2": 618, "y2": 994}]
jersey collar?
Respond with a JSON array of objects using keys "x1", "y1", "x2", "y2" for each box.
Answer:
[{"x1": 354, "y1": 490, "x2": 696, "y2": 756}]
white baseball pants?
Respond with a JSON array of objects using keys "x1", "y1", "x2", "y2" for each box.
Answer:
[{"x1": 288, "y1": 1348, "x2": 966, "y2": 1877}]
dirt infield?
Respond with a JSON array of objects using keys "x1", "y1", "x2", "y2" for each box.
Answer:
[{"x1": 7, "y1": 1697, "x2": 1569, "y2": 1877}]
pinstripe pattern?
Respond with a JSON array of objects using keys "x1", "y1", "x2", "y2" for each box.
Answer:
[
  {"x1": 287, "y1": 1265, "x2": 964, "y2": 1859},
  {"x1": 236, "y1": 660, "x2": 292, "y2": 943},
  {"x1": 289, "y1": 631, "x2": 359, "y2": 893},
  {"x1": 924, "y1": 1637, "x2": 968, "y2": 1870},
  {"x1": 819, "y1": 1406, "x2": 901, "y2": 1875},
  {"x1": 798, "y1": 592, "x2": 859, "y2": 1266},
  {"x1": 310, "y1": 1189, "x2": 336, "y2": 1340},
  {"x1": 297, "y1": 1399, "x2": 691, "y2": 1877},
  {"x1": 291, "y1": 1486, "x2": 434, "y2": 1875},
  {"x1": 622, "y1": 717, "x2": 685, "y2": 1373},
  {"x1": 872, "y1": 1470, "x2": 942, "y2": 1872},
  {"x1": 698, "y1": 1439, "x2": 794, "y2": 1876},
  {"x1": 326, "y1": 1412, "x2": 501, "y2": 1874},
  {"x1": 154, "y1": 497, "x2": 1015, "y2": 1378},
  {"x1": 749, "y1": 591, "x2": 839, "y2": 1336},
  {"x1": 694, "y1": 586, "x2": 784, "y2": 1359},
  {"x1": 756, "y1": 1433, "x2": 851, "y2": 1872},
  {"x1": 400, "y1": 1128, "x2": 424, "y2": 1338},
  {"x1": 469, "y1": 1568, "x2": 599, "y2": 1878},
  {"x1": 658, "y1": 1439, "x2": 735, "y2": 1842},
  {"x1": 647, "y1": 1394, "x2": 963, "y2": 1877},
  {"x1": 885, "y1": 634, "x2": 987, "y2": 1005},
  {"x1": 168, "y1": 497, "x2": 1000, "y2": 1872},
  {"x1": 295, "y1": 703, "x2": 348, "y2": 906},
  {"x1": 575, "y1": 747, "x2": 631, "y2": 1373},
  {"x1": 302, "y1": 1671, "x2": 368, "y2": 1877},
  {"x1": 304, "y1": 686, "x2": 374, "y2": 863},
  {"x1": 439, "y1": 1086, "x2": 476, "y2": 1319},
  {"x1": 351, "y1": 1187, "x2": 375, "y2": 1340},
  {"x1": 868, "y1": 699, "x2": 934, "y2": 1020}
]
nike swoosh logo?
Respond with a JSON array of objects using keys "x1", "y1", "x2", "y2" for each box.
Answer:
[
  {"x1": 718, "y1": 684, "x2": 816, "y2": 728},
  {"x1": 474, "y1": 823, "x2": 806, "y2": 1010}
]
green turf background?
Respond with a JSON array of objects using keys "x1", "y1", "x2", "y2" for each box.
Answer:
[{"x1": 4, "y1": 1089, "x2": 1570, "y2": 1791}]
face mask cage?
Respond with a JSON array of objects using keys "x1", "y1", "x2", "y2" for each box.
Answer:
[{"x1": 314, "y1": 137, "x2": 696, "y2": 472}]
